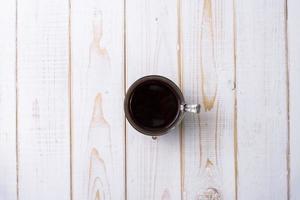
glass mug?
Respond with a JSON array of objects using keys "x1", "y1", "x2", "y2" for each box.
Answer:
[{"x1": 124, "y1": 75, "x2": 201, "y2": 136}]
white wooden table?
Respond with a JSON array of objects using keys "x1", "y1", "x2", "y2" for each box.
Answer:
[{"x1": 0, "y1": 0, "x2": 299, "y2": 199}]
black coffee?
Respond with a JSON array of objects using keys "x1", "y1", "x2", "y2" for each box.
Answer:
[{"x1": 129, "y1": 80, "x2": 179, "y2": 130}]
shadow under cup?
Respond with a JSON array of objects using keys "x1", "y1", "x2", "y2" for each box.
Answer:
[{"x1": 124, "y1": 75, "x2": 186, "y2": 136}]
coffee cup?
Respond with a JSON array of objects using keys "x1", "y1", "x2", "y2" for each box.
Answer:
[{"x1": 124, "y1": 75, "x2": 200, "y2": 136}]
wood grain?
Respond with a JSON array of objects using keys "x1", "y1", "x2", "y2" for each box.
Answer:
[
  {"x1": 17, "y1": 0, "x2": 70, "y2": 199},
  {"x1": 180, "y1": 0, "x2": 235, "y2": 199},
  {"x1": 235, "y1": 0, "x2": 288, "y2": 199},
  {"x1": 71, "y1": 0, "x2": 125, "y2": 199},
  {"x1": 288, "y1": 0, "x2": 300, "y2": 199},
  {"x1": 0, "y1": 0, "x2": 17, "y2": 199},
  {"x1": 0, "y1": 0, "x2": 298, "y2": 199},
  {"x1": 126, "y1": 0, "x2": 181, "y2": 199}
]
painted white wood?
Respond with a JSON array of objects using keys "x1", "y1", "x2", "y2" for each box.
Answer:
[
  {"x1": 288, "y1": 0, "x2": 300, "y2": 199},
  {"x1": 0, "y1": 0, "x2": 17, "y2": 199},
  {"x1": 180, "y1": 0, "x2": 235, "y2": 199},
  {"x1": 0, "y1": 0, "x2": 298, "y2": 199},
  {"x1": 235, "y1": 0, "x2": 288, "y2": 199},
  {"x1": 126, "y1": 0, "x2": 181, "y2": 199},
  {"x1": 71, "y1": 0, "x2": 125, "y2": 199},
  {"x1": 17, "y1": 0, "x2": 70, "y2": 199}
]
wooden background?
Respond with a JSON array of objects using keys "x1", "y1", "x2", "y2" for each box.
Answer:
[{"x1": 0, "y1": 0, "x2": 299, "y2": 199}]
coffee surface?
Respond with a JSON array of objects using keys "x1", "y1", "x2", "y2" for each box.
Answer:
[{"x1": 129, "y1": 80, "x2": 179, "y2": 130}]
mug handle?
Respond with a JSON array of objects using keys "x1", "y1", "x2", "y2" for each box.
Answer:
[{"x1": 181, "y1": 104, "x2": 201, "y2": 114}]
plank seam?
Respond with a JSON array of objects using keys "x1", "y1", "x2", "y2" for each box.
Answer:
[
  {"x1": 15, "y1": 0, "x2": 19, "y2": 198},
  {"x1": 124, "y1": 0, "x2": 128, "y2": 198},
  {"x1": 177, "y1": 0, "x2": 185, "y2": 199},
  {"x1": 284, "y1": 0, "x2": 290, "y2": 199},
  {"x1": 68, "y1": 0, "x2": 73, "y2": 199},
  {"x1": 232, "y1": 0, "x2": 238, "y2": 199}
]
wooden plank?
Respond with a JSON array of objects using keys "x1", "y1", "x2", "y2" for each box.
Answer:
[
  {"x1": 126, "y1": 0, "x2": 181, "y2": 199},
  {"x1": 17, "y1": 0, "x2": 70, "y2": 199},
  {"x1": 71, "y1": 0, "x2": 125, "y2": 199},
  {"x1": 0, "y1": 0, "x2": 17, "y2": 199},
  {"x1": 235, "y1": 0, "x2": 288, "y2": 199},
  {"x1": 288, "y1": 0, "x2": 300, "y2": 199},
  {"x1": 180, "y1": 0, "x2": 235, "y2": 199}
]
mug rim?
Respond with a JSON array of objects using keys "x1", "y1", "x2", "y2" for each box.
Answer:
[{"x1": 124, "y1": 75, "x2": 185, "y2": 136}]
